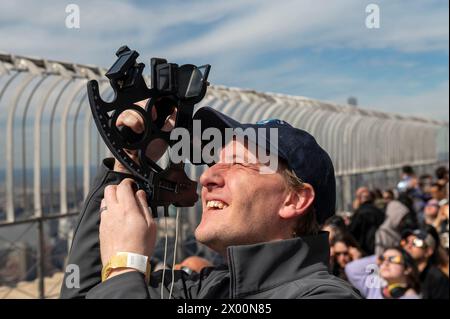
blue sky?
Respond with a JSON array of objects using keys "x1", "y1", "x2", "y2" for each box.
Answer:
[{"x1": 0, "y1": 0, "x2": 448, "y2": 121}]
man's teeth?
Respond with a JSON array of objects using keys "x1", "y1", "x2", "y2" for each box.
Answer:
[{"x1": 206, "y1": 200, "x2": 228, "y2": 209}]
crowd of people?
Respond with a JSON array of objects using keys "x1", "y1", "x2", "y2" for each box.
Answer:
[{"x1": 323, "y1": 165, "x2": 449, "y2": 299}]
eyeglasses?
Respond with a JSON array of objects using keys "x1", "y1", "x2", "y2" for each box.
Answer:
[
  {"x1": 406, "y1": 237, "x2": 427, "y2": 249},
  {"x1": 412, "y1": 238, "x2": 427, "y2": 248},
  {"x1": 378, "y1": 255, "x2": 404, "y2": 265}
]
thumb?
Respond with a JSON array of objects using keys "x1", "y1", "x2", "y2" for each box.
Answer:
[
  {"x1": 116, "y1": 110, "x2": 145, "y2": 134},
  {"x1": 161, "y1": 108, "x2": 177, "y2": 132}
]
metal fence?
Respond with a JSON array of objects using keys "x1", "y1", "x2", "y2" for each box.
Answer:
[{"x1": 0, "y1": 52, "x2": 448, "y2": 298}]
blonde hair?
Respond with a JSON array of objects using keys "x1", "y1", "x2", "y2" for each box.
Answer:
[{"x1": 280, "y1": 164, "x2": 319, "y2": 237}]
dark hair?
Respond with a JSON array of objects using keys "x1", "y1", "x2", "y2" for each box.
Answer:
[
  {"x1": 323, "y1": 215, "x2": 347, "y2": 232},
  {"x1": 295, "y1": 206, "x2": 319, "y2": 236},
  {"x1": 435, "y1": 166, "x2": 449, "y2": 180},
  {"x1": 385, "y1": 247, "x2": 421, "y2": 294},
  {"x1": 383, "y1": 189, "x2": 395, "y2": 199},
  {"x1": 366, "y1": 191, "x2": 375, "y2": 203},
  {"x1": 331, "y1": 232, "x2": 361, "y2": 251},
  {"x1": 422, "y1": 224, "x2": 447, "y2": 268},
  {"x1": 402, "y1": 165, "x2": 415, "y2": 176},
  {"x1": 419, "y1": 174, "x2": 432, "y2": 181},
  {"x1": 372, "y1": 188, "x2": 383, "y2": 200},
  {"x1": 397, "y1": 193, "x2": 419, "y2": 233},
  {"x1": 431, "y1": 182, "x2": 445, "y2": 192},
  {"x1": 330, "y1": 232, "x2": 362, "y2": 280}
]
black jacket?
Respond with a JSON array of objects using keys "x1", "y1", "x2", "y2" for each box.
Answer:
[
  {"x1": 420, "y1": 264, "x2": 449, "y2": 299},
  {"x1": 349, "y1": 202, "x2": 385, "y2": 255},
  {"x1": 60, "y1": 159, "x2": 361, "y2": 299}
]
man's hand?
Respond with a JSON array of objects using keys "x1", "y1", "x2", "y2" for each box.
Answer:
[
  {"x1": 100, "y1": 178, "x2": 157, "y2": 279},
  {"x1": 114, "y1": 99, "x2": 177, "y2": 173}
]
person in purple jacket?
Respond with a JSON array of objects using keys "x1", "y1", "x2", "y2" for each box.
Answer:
[{"x1": 345, "y1": 247, "x2": 421, "y2": 299}]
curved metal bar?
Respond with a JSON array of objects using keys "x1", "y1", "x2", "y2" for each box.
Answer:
[
  {"x1": 80, "y1": 84, "x2": 114, "y2": 199},
  {"x1": 327, "y1": 112, "x2": 346, "y2": 172},
  {"x1": 33, "y1": 77, "x2": 66, "y2": 217},
  {"x1": 0, "y1": 72, "x2": 21, "y2": 173},
  {"x1": 333, "y1": 113, "x2": 351, "y2": 175},
  {"x1": 21, "y1": 75, "x2": 49, "y2": 214},
  {"x1": 48, "y1": 79, "x2": 74, "y2": 215},
  {"x1": 5, "y1": 74, "x2": 37, "y2": 222},
  {"x1": 292, "y1": 105, "x2": 315, "y2": 130},
  {"x1": 72, "y1": 83, "x2": 114, "y2": 206},
  {"x1": 340, "y1": 115, "x2": 362, "y2": 175},
  {"x1": 60, "y1": 80, "x2": 88, "y2": 215},
  {"x1": 0, "y1": 72, "x2": 21, "y2": 104},
  {"x1": 72, "y1": 90, "x2": 88, "y2": 209},
  {"x1": 83, "y1": 105, "x2": 93, "y2": 198}
]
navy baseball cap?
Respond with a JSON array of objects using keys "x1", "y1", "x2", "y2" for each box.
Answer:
[{"x1": 192, "y1": 107, "x2": 336, "y2": 224}]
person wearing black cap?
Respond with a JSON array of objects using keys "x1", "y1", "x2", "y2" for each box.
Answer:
[
  {"x1": 400, "y1": 225, "x2": 449, "y2": 299},
  {"x1": 61, "y1": 105, "x2": 360, "y2": 299}
]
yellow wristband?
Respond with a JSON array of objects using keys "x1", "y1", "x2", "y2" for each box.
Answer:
[{"x1": 102, "y1": 252, "x2": 151, "y2": 283}]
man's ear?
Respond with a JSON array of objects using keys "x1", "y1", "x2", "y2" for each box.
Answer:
[{"x1": 279, "y1": 183, "x2": 315, "y2": 219}]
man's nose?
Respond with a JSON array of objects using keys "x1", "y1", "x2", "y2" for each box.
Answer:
[{"x1": 200, "y1": 165, "x2": 225, "y2": 190}]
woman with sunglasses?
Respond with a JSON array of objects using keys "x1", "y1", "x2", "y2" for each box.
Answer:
[{"x1": 345, "y1": 247, "x2": 421, "y2": 299}]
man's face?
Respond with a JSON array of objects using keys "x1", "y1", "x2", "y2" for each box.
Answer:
[
  {"x1": 430, "y1": 186, "x2": 446, "y2": 201},
  {"x1": 356, "y1": 187, "x2": 370, "y2": 204},
  {"x1": 420, "y1": 177, "x2": 433, "y2": 194},
  {"x1": 402, "y1": 235, "x2": 429, "y2": 260},
  {"x1": 424, "y1": 203, "x2": 439, "y2": 220},
  {"x1": 195, "y1": 139, "x2": 291, "y2": 255}
]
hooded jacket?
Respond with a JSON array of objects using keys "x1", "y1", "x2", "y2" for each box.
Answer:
[
  {"x1": 374, "y1": 200, "x2": 409, "y2": 255},
  {"x1": 60, "y1": 159, "x2": 361, "y2": 299}
]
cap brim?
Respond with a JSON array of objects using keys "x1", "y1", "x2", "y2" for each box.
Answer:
[
  {"x1": 193, "y1": 106, "x2": 246, "y2": 132},
  {"x1": 193, "y1": 106, "x2": 286, "y2": 162}
]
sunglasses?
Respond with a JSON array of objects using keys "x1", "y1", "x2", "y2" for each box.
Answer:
[
  {"x1": 378, "y1": 255, "x2": 404, "y2": 265},
  {"x1": 406, "y1": 237, "x2": 427, "y2": 249}
]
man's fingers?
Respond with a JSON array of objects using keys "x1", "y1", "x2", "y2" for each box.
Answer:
[
  {"x1": 135, "y1": 190, "x2": 154, "y2": 226},
  {"x1": 161, "y1": 108, "x2": 177, "y2": 132},
  {"x1": 151, "y1": 105, "x2": 157, "y2": 121},
  {"x1": 116, "y1": 110, "x2": 144, "y2": 134},
  {"x1": 117, "y1": 178, "x2": 140, "y2": 211},
  {"x1": 104, "y1": 185, "x2": 118, "y2": 206},
  {"x1": 134, "y1": 99, "x2": 148, "y2": 109},
  {"x1": 99, "y1": 198, "x2": 108, "y2": 215}
]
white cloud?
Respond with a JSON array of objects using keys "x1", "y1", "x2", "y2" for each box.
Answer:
[
  {"x1": 1, "y1": 0, "x2": 447, "y2": 62},
  {"x1": 0, "y1": 0, "x2": 448, "y2": 121},
  {"x1": 163, "y1": 0, "x2": 449, "y2": 58}
]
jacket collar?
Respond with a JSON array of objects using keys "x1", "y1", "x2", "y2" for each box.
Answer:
[{"x1": 226, "y1": 232, "x2": 330, "y2": 298}]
